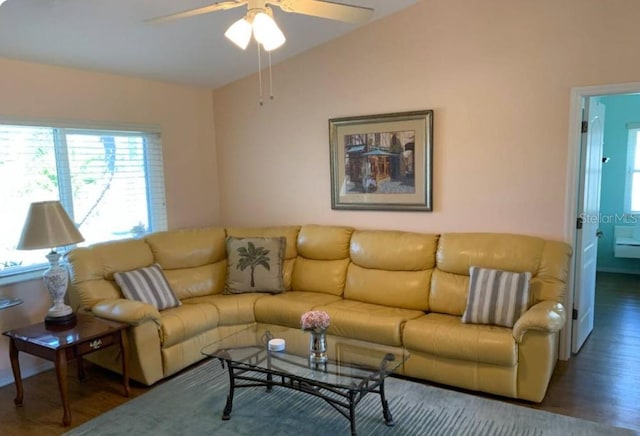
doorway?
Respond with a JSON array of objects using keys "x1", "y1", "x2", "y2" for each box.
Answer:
[{"x1": 562, "y1": 82, "x2": 640, "y2": 360}]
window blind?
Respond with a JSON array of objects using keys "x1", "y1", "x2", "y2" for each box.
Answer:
[{"x1": 0, "y1": 122, "x2": 167, "y2": 280}]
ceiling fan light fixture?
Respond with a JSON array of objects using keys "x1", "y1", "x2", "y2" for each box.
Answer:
[
  {"x1": 225, "y1": 17, "x2": 252, "y2": 50},
  {"x1": 252, "y1": 11, "x2": 285, "y2": 51}
]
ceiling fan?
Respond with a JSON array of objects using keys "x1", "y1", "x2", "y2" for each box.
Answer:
[{"x1": 147, "y1": 0, "x2": 375, "y2": 51}]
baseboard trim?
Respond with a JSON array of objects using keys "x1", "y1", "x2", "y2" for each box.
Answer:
[
  {"x1": 597, "y1": 267, "x2": 640, "y2": 275},
  {"x1": 0, "y1": 361, "x2": 54, "y2": 388}
]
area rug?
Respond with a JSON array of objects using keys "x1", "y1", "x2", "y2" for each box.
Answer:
[{"x1": 65, "y1": 359, "x2": 635, "y2": 436}]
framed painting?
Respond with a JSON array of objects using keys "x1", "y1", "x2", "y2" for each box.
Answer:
[{"x1": 329, "y1": 110, "x2": 433, "y2": 211}]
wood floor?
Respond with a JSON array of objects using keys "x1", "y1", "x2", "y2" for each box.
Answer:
[
  {"x1": 526, "y1": 272, "x2": 640, "y2": 432},
  {"x1": 1, "y1": 272, "x2": 638, "y2": 435}
]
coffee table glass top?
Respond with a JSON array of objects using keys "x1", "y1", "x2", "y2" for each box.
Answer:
[{"x1": 201, "y1": 324, "x2": 409, "y2": 389}]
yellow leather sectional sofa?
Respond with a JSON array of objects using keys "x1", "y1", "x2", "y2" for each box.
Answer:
[{"x1": 67, "y1": 224, "x2": 571, "y2": 402}]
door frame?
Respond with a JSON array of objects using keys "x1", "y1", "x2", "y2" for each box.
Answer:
[{"x1": 561, "y1": 81, "x2": 640, "y2": 360}]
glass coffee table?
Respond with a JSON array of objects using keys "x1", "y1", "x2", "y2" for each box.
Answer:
[{"x1": 201, "y1": 324, "x2": 409, "y2": 436}]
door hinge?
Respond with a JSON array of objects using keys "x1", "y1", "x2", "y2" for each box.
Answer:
[
  {"x1": 572, "y1": 308, "x2": 578, "y2": 320},
  {"x1": 576, "y1": 216, "x2": 583, "y2": 229},
  {"x1": 581, "y1": 121, "x2": 588, "y2": 133}
]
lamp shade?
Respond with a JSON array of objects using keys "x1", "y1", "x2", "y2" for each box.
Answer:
[
  {"x1": 225, "y1": 17, "x2": 252, "y2": 50},
  {"x1": 252, "y1": 12, "x2": 285, "y2": 51},
  {"x1": 17, "y1": 201, "x2": 84, "y2": 250}
]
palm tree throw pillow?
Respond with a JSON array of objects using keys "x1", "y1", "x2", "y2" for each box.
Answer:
[{"x1": 224, "y1": 236, "x2": 286, "y2": 294}]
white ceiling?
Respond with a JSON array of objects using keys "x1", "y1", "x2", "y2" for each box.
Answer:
[{"x1": 0, "y1": 0, "x2": 418, "y2": 89}]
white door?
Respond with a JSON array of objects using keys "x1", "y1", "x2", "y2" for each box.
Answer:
[{"x1": 572, "y1": 97, "x2": 605, "y2": 353}]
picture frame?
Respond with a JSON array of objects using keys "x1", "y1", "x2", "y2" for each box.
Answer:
[{"x1": 329, "y1": 110, "x2": 433, "y2": 211}]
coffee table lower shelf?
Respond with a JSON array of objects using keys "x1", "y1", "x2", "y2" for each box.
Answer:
[{"x1": 216, "y1": 353, "x2": 397, "y2": 436}]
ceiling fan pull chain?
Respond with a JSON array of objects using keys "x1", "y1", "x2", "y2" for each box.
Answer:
[
  {"x1": 258, "y1": 43, "x2": 264, "y2": 106},
  {"x1": 268, "y1": 51, "x2": 274, "y2": 101}
]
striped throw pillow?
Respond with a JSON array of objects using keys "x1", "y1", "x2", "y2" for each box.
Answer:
[
  {"x1": 461, "y1": 267, "x2": 531, "y2": 328},
  {"x1": 114, "y1": 264, "x2": 181, "y2": 310}
]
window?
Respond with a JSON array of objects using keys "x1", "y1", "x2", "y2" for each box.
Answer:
[
  {"x1": 0, "y1": 122, "x2": 167, "y2": 282},
  {"x1": 625, "y1": 128, "x2": 640, "y2": 214}
]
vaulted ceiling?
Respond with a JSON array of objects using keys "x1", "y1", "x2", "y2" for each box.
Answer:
[{"x1": 0, "y1": 0, "x2": 418, "y2": 88}]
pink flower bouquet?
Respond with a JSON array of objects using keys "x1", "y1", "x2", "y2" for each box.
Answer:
[{"x1": 300, "y1": 310, "x2": 330, "y2": 332}]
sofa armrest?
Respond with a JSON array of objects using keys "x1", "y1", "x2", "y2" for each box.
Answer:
[
  {"x1": 512, "y1": 300, "x2": 566, "y2": 343},
  {"x1": 92, "y1": 299, "x2": 161, "y2": 325}
]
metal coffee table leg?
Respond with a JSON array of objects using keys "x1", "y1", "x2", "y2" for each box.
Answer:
[
  {"x1": 380, "y1": 376, "x2": 395, "y2": 426},
  {"x1": 222, "y1": 359, "x2": 235, "y2": 420}
]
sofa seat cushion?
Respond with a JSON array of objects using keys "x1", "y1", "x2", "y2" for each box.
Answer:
[
  {"x1": 184, "y1": 294, "x2": 263, "y2": 326},
  {"x1": 159, "y1": 303, "x2": 219, "y2": 348},
  {"x1": 254, "y1": 291, "x2": 342, "y2": 328},
  {"x1": 403, "y1": 313, "x2": 517, "y2": 366},
  {"x1": 317, "y1": 300, "x2": 424, "y2": 346}
]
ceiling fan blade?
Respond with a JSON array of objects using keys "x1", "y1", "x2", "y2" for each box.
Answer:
[
  {"x1": 146, "y1": 1, "x2": 247, "y2": 25},
  {"x1": 273, "y1": 0, "x2": 374, "y2": 24}
]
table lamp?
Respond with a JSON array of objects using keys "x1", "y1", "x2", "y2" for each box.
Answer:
[{"x1": 17, "y1": 201, "x2": 85, "y2": 328}]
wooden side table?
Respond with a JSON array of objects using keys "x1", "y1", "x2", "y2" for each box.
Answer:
[{"x1": 2, "y1": 313, "x2": 130, "y2": 426}]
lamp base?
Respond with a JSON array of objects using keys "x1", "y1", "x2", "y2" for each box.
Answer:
[{"x1": 45, "y1": 312, "x2": 77, "y2": 329}]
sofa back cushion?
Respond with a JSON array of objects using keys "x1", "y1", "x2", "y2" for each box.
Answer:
[
  {"x1": 146, "y1": 227, "x2": 227, "y2": 299},
  {"x1": 291, "y1": 225, "x2": 353, "y2": 296},
  {"x1": 226, "y1": 226, "x2": 301, "y2": 290},
  {"x1": 162, "y1": 264, "x2": 227, "y2": 299},
  {"x1": 145, "y1": 227, "x2": 226, "y2": 269},
  {"x1": 431, "y1": 233, "x2": 572, "y2": 316},
  {"x1": 534, "y1": 239, "x2": 574, "y2": 302},
  {"x1": 344, "y1": 230, "x2": 438, "y2": 311},
  {"x1": 67, "y1": 238, "x2": 154, "y2": 310}
]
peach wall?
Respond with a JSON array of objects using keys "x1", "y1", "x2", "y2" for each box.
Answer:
[
  {"x1": 0, "y1": 279, "x2": 54, "y2": 385},
  {"x1": 0, "y1": 58, "x2": 219, "y2": 385},
  {"x1": 0, "y1": 57, "x2": 220, "y2": 229},
  {"x1": 214, "y1": 0, "x2": 640, "y2": 239}
]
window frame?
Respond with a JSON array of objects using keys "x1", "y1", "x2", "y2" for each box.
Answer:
[
  {"x1": 0, "y1": 118, "x2": 167, "y2": 285},
  {"x1": 625, "y1": 127, "x2": 640, "y2": 215}
]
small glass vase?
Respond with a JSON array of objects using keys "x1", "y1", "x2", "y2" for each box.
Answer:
[{"x1": 308, "y1": 328, "x2": 328, "y2": 364}]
